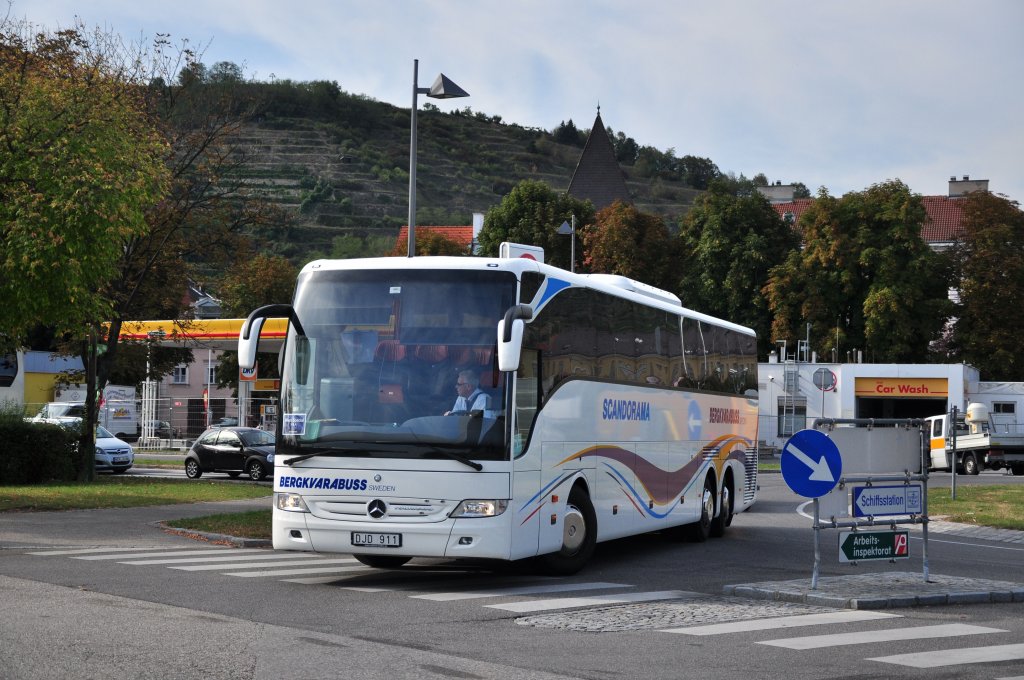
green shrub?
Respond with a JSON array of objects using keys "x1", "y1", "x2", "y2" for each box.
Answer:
[{"x1": 0, "y1": 416, "x2": 80, "y2": 485}]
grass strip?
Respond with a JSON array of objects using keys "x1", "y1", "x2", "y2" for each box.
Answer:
[
  {"x1": 928, "y1": 485, "x2": 1024, "y2": 531},
  {"x1": 0, "y1": 476, "x2": 270, "y2": 512},
  {"x1": 168, "y1": 509, "x2": 273, "y2": 540}
]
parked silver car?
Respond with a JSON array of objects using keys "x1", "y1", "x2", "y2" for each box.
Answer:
[{"x1": 95, "y1": 425, "x2": 134, "y2": 473}]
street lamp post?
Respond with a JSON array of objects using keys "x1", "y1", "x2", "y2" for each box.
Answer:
[{"x1": 407, "y1": 59, "x2": 469, "y2": 257}]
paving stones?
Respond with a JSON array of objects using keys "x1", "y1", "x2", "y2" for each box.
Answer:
[{"x1": 516, "y1": 595, "x2": 837, "y2": 632}]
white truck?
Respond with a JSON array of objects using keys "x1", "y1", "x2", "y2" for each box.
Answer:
[
  {"x1": 925, "y1": 403, "x2": 1024, "y2": 475},
  {"x1": 31, "y1": 384, "x2": 139, "y2": 441}
]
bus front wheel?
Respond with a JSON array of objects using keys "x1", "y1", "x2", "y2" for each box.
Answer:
[{"x1": 539, "y1": 487, "x2": 597, "y2": 575}]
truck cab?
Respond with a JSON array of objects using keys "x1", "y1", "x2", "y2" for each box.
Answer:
[{"x1": 925, "y1": 404, "x2": 1024, "y2": 475}]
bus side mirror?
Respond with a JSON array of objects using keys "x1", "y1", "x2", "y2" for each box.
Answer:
[
  {"x1": 497, "y1": 304, "x2": 533, "y2": 372},
  {"x1": 239, "y1": 317, "x2": 266, "y2": 370},
  {"x1": 239, "y1": 303, "x2": 305, "y2": 370}
]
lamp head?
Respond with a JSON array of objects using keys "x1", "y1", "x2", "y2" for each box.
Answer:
[{"x1": 428, "y1": 73, "x2": 469, "y2": 99}]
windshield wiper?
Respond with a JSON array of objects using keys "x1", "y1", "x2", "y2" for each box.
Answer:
[
  {"x1": 281, "y1": 442, "x2": 406, "y2": 465},
  {"x1": 282, "y1": 451, "x2": 329, "y2": 465},
  {"x1": 422, "y1": 447, "x2": 483, "y2": 471}
]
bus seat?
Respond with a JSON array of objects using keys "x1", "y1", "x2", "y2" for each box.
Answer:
[{"x1": 374, "y1": 340, "x2": 406, "y2": 362}]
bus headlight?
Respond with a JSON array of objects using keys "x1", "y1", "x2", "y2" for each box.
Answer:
[
  {"x1": 450, "y1": 499, "x2": 508, "y2": 518},
  {"x1": 275, "y1": 492, "x2": 309, "y2": 512}
]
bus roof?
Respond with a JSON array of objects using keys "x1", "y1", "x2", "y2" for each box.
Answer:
[{"x1": 300, "y1": 256, "x2": 755, "y2": 337}]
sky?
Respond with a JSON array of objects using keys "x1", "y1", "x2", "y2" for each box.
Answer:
[{"x1": 18, "y1": 1, "x2": 1024, "y2": 203}]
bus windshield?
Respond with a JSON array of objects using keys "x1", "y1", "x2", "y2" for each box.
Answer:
[{"x1": 278, "y1": 267, "x2": 517, "y2": 462}]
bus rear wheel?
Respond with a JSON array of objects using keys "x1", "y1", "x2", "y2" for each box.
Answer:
[
  {"x1": 354, "y1": 554, "x2": 411, "y2": 569},
  {"x1": 539, "y1": 487, "x2": 596, "y2": 575},
  {"x1": 709, "y1": 476, "x2": 733, "y2": 538}
]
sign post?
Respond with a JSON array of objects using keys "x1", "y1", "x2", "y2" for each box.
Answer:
[{"x1": 781, "y1": 429, "x2": 843, "y2": 588}]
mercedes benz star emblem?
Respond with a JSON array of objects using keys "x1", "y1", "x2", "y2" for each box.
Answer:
[{"x1": 367, "y1": 499, "x2": 387, "y2": 519}]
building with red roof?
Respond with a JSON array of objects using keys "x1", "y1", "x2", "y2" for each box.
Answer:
[
  {"x1": 761, "y1": 176, "x2": 989, "y2": 250},
  {"x1": 394, "y1": 213, "x2": 484, "y2": 254}
]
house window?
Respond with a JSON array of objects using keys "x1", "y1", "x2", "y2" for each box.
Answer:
[
  {"x1": 172, "y1": 365, "x2": 188, "y2": 385},
  {"x1": 207, "y1": 363, "x2": 217, "y2": 385},
  {"x1": 777, "y1": 397, "x2": 807, "y2": 437},
  {"x1": 993, "y1": 402, "x2": 1016, "y2": 415}
]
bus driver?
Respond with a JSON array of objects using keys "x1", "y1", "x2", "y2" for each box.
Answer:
[{"x1": 445, "y1": 369, "x2": 491, "y2": 415}]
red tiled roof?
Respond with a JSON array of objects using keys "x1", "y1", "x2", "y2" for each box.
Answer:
[
  {"x1": 920, "y1": 196, "x2": 965, "y2": 243},
  {"x1": 770, "y1": 199, "x2": 815, "y2": 226},
  {"x1": 395, "y1": 225, "x2": 474, "y2": 249},
  {"x1": 772, "y1": 196, "x2": 966, "y2": 244}
]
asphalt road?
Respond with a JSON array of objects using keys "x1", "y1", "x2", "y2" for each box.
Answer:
[{"x1": 2, "y1": 475, "x2": 1022, "y2": 679}]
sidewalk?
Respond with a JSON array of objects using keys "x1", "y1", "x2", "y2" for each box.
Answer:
[{"x1": 723, "y1": 519, "x2": 1024, "y2": 609}]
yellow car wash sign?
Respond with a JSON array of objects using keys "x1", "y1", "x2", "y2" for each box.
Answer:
[{"x1": 855, "y1": 378, "x2": 948, "y2": 397}]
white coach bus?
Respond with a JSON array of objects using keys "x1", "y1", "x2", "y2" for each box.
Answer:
[{"x1": 240, "y1": 255, "x2": 759, "y2": 574}]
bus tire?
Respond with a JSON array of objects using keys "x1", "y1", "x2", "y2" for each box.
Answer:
[
  {"x1": 688, "y1": 477, "x2": 714, "y2": 543},
  {"x1": 539, "y1": 486, "x2": 596, "y2": 575},
  {"x1": 709, "y1": 475, "x2": 733, "y2": 538},
  {"x1": 963, "y1": 453, "x2": 980, "y2": 476},
  {"x1": 354, "y1": 554, "x2": 411, "y2": 569}
]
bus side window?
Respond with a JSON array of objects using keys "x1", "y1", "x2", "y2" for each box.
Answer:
[{"x1": 515, "y1": 349, "x2": 540, "y2": 455}]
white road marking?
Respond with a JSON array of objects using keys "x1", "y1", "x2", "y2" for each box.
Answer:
[
  {"x1": 487, "y1": 590, "x2": 696, "y2": 613},
  {"x1": 72, "y1": 548, "x2": 267, "y2": 560},
  {"x1": 759, "y1": 624, "x2": 1005, "y2": 649},
  {"x1": 662, "y1": 610, "x2": 900, "y2": 636},
  {"x1": 223, "y1": 565, "x2": 369, "y2": 577},
  {"x1": 868, "y1": 643, "x2": 1024, "y2": 668},
  {"x1": 171, "y1": 558, "x2": 359, "y2": 571},
  {"x1": 120, "y1": 553, "x2": 330, "y2": 565},
  {"x1": 413, "y1": 581, "x2": 631, "y2": 601},
  {"x1": 27, "y1": 546, "x2": 187, "y2": 556}
]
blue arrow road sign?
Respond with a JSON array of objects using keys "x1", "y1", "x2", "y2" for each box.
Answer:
[{"x1": 781, "y1": 429, "x2": 843, "y2": 498}]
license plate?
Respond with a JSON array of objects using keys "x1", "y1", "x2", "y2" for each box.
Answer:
[
  {"x1": 351, "y1": 532, "x2": 402, "y2": 548},
  {"x1": 113, "y1": 457, "x2": 129, "y2": 464}
]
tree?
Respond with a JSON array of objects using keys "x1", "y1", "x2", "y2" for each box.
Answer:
[
  {"x1": 950, "y1": 192, "x2": 1024, "y2": 379},
  {"x1": 0, "y1": 21, "x2": 169, "y2": 353},
  {"x1": 93, "y1": 35, "x2": 286, "y2": 414},
  {"x1": 213, "y1": 254, "x2": 298, "y2": 390},
  {"x1": 387, "y1": 230, "x2": 470, "y2": 256},
  {"x1": 764, "y1": 181, "x2": 953, "y2": 363},
  {"x1": 678, "y1": 186, "x2": 799, "y2": 356},
  {"x1": 552, "y1": 119, "x2": 584, "y2": 146},
  {"x1": 477, "y1": 180, "x2": 595, "y2": 271},
  {"x1": 1, "y1": 20, "x2": 172, "y2": 480},
  {"x1": 580, "y1": 201, "x2": 679, "y2": 291}
]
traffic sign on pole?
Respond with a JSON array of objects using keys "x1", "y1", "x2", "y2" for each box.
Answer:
[
  {"x1": 852, "y1": 484, "x2": 923, "y2": 517},
  {"x1": 781, "y1": 429, "x2": 843, "y2": 498},
  {"x1": 839, "y1": 529, "x2": 909, "y2": 562}
]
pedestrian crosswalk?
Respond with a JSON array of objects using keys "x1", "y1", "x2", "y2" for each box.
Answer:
[{"x1": 24, "y1": 545, "x2": 1024, "y2": 672}]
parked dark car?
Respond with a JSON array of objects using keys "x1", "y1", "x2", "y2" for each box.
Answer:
[{"x1": 184, "y1": 426, "x2": 275, "y2": 481}]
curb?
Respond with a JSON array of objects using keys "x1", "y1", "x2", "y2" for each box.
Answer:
[
  {"x1": 153, "y1": 521, "x2": 273, "y2": 548},
  {"x1": 723, "y1": 572, "x2": 1024, "y2": 610}
]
